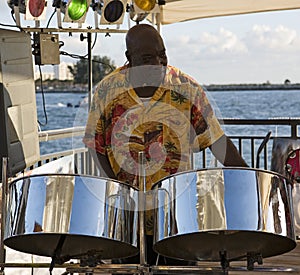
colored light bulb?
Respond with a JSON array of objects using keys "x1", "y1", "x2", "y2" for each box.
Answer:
[
  {"x1": 68, "y1": 0, "x2": 88, "y2": 21},
  {"x1": 28, "y1": 0, "x2": 46, "y2": 17},
  {"x1": 135, "y1": 0, "x2": 155, "y2": 11},
  {"x1": 104, "y1": 0, "x2": 124, "y2": 23}
]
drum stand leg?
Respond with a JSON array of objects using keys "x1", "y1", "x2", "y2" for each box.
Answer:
[
  {"x1": 49, "y1": 235, "x2": 68, "y2": 273},
  {"x1": 246, "y1": 252, "x2": 263, "y2": 270},
  {"x1": 138, "y1": 152, "x2": 147, "y2": 269},
  {"x1": 219, "y1": 250, "x2": 263, "y2": 273},
  {"x1": 219, "y1": 251, "x2": 229, "y2": 272}
]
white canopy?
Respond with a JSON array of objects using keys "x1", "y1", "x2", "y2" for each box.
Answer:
[{"x1": 156, "y1": 0, "x2": 300, "y2": 24}]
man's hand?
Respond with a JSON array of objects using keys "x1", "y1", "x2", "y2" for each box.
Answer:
[
  {"x1": 210, "y1": 134, "x2": 248, "y2": 167},
  {"x1": 88, "y1": 148, "x2": 117, "y2": 179}
]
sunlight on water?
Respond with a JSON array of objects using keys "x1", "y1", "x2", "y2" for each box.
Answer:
[{"x1": 36, "y1": 90, "x2": 300, "y2": 155}]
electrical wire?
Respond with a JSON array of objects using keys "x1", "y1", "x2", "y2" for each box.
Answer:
[
  {"x1": 81, "y1": 32, "x2": 98, "y2": 58},
  {"x1": 37, "y1": 65, "x2": 48, "y2": 126},
  {"x1": 46, "y1": 10, "x2": 57, "y2": 28},
  {"x1": 33, "y1": 33, "x2": 113, "y2": 126},
  {"x1": 91, "y1": 32, "x2": 98, "y2": 50},
  {"x1": 60, "y1": 50, "x2": 115, "y2": 72},
  {"x1": 0, "y1": 22, "x2": 19, "y2": 28}
]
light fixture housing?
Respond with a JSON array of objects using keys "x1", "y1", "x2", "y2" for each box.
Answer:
[
  {"x1": 130, "y1": 0, "x2": 159, "y2": 23},
  {"x1": 63, "y1": 0, "x2": 92, "y2": 23},
  {"x1": 7, "y1": 0, "x2": 26, "y2": 14},
  {"x1": 52, "y1": 0, "x2": 67, "y2": 12},
  {"x1": 90, "y1": 0, "x2": 103, "y2": 14},
  {"x1": 100, "y1": 0, "x2": 127, "y2": 25}
]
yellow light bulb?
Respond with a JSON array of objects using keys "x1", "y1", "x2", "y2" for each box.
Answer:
[{"x1": 135, "y1": 0, "x2": 156, "y2": 12}]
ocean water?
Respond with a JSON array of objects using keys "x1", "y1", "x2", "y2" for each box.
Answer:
[
  {"x1": 208, "y1": 89, "x2": 300, "y2": 119},
  {"x1": 208, "y1": 89, "x2": 300, "y2": 138},
  {"x1": 36, "y1": 90, "x2": 300, "y2": 155}
]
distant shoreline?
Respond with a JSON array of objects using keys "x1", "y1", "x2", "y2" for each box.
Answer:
[
  {"x1": 204, "y1": 83, "x2": 300, "y2": 91},
  {"x1": 36, "y1": 83, "x2": 300, "y2": 93}
]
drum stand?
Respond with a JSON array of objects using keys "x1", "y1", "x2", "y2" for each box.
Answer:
[
  {"x1": 0, "y1": 155, "x2": 282, "y2": 275},
  {"x1": 66, "y1": 152, "x2": 229, "y2": 274}
]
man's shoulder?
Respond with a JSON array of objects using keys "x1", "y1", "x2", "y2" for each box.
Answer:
[
  {"x1": 95, "y1": 65, "x2": 128, "y2": 91},
  {"x1": 166, "y1": 65, "x2": 199, "y2": 86},
  {"x1": 92, "y1": 66, "x2": 128, "y2": 102},
  {"x1": 101, "y1": 65, "x2": 128, "y2": 83},
  {"x1": 166, "y1": 65, "x2": 203, "y2": 97}
]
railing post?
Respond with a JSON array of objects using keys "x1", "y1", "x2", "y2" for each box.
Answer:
[{"x1": 291, "y1": 121, "x2": 298, "y2": 138}]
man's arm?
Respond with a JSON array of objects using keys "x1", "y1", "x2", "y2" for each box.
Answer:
[
  {"x1": 88, "y1": 148, "x2": 117, "y2": 179},
  {"x1": 209, "y1": 134, "x2": 248, "y2": 167}
]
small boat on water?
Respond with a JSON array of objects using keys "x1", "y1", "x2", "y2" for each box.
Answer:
[{"x1": 1, "y1": 1, "x2": 300, "y2": 274}]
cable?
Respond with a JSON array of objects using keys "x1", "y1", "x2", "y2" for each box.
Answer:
[
  {"x1": 0, "y1": 22, "x2": 19, "y2": 28},
  {"x1": 46, "y1": 10, "x2": 57, "y2": 28},
  {"x1": 91, "y1": 32, "x2": 98, "y2": 50},
  {"x1": 37, "y1": 65, "x2": 48, "y2": 126},
  {"x1": 84, "y1": 32, "x2": 98, "y2": 57},
  {"x1": 60, "y1": 50, "x2": 115, "y2": 72}
]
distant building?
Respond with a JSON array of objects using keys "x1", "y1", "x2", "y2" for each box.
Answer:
[
  {"x1": 34, "y1": 70, "x2": 55, "y2": 80},
  {"x1": 54, "y1": 62, "x2": 74, "y2": 81}
]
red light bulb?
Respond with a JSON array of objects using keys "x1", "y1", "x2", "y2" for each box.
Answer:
[{"x1": 28, "y1": 0, "x2": 46, "y2": 18}]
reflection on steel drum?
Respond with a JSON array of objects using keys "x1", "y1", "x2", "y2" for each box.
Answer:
[
  {"x1": 152, "y1": 168, "x2": 296, "y2": 262},
  {"x1": 4, "y1": 174, "x2": 139, "y2": 261}
]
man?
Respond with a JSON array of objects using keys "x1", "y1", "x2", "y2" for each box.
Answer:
[{"x1": 83, "y1": 23, "x2": 248, "y2": 266}]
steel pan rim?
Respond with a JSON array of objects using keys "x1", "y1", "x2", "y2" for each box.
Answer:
[
  {"x1": 4, "y1": 233, "x2": 139, "y2": 259},
  {"x1": 151, "y1": 167, "x2": 292, "y2": 189},
  {"x1": 153, "y1": 230, "x2": 297, "y2": 262},
  {"x1": 10, "y1": 173, "x2": 139, "y2": 190}
]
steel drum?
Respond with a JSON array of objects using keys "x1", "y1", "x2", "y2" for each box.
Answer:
[
  {"x1": 152, "y1": 168, "x2": 296, "y2": 262},
  {"x1": 4, "y1": 174, "x2": 139, "y2": 261}
]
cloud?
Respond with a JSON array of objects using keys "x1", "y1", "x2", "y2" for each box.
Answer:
[
  {"x1": 165, "y1": 27, "x2": 248, "y2": 68},
  {"x1": 166, "y1": 24, "x2": 300, "y2": 59},
  {"x1": 200, "y1": 28, "x2": 248, "y2": 55},
  {"x1": 164, "y1": 23, "x2": 300, "y2": 84},
  {"x1": 245, "y1": 24, "x2": 300, "y2": 52}
]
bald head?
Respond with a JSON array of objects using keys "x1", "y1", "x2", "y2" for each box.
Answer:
[
  {"x1": 126, "y1": 24, "x2": 162, "y2": 51},
  {"x1": 125, "y1": 24, "x2": 167, "y2": 67}
]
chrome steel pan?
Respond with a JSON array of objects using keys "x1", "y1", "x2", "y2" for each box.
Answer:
[
  {"x1": 152, "y1": 168, "x2": 296, "y2": 262},
  {"x1": 4, "y1": 174, "x2": 139, "y2": 260}
]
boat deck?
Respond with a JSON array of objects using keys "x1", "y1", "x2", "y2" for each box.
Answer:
[
  {"x1": 147, "y1": 240, "x2": 300, "y2": 274},
  {"x1": 55, "y1": 240, "x2": 300, "y2": 274},
  {"x1": 228, "y1": 240, "x2": 300, "y2": 274}
]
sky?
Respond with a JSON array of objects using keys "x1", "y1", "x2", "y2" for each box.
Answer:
[{"x1": 1, "y1": 1, "x2": 300, "y2": 84}]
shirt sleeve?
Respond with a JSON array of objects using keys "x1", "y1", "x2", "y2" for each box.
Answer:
[
  {"x1": 82, "y1": 87, "x2": 106, "y2": 155},
  {"x1": 191, "y1": 85, "x2": 224, "y2": 151}
]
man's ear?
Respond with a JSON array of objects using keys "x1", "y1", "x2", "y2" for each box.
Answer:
[{"x1": 125, "y1": 50, "x2": 131, "y2": 65}]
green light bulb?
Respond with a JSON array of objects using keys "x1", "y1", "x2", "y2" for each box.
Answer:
[{"x1": 68, "y1": 0, "x2": 88, "y2": 21}]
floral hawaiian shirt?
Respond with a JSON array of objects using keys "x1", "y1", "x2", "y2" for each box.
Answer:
[
  {"x1": 83, "y1": 65, "x2": 224, "y2": 235},
  {"x1": 83, "y1": 65, "x2": 224, "y2": 190}
]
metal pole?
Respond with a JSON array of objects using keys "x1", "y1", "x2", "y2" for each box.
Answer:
[
  {"x1": 1, "y1": 157, "x2": 8, "y2": 273},
  {"x1": 56, "y1": 8, "x2": 62, "y2": 28},
  {"x1": 87, "y1": 32, "x2": 93, "y2": 110},
  {"x1": 138, "y1": 152, "x2": 146, "y2": 266}
]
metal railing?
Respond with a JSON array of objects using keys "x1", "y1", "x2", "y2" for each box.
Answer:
[{"x1": 33, "y1": 118, "x2": 300, "y2": 175}]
